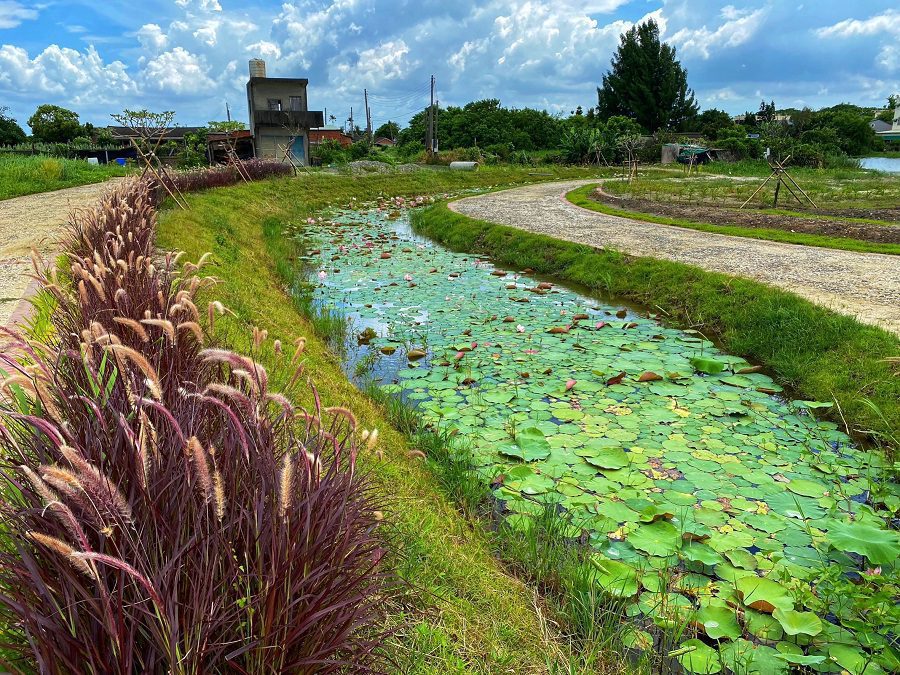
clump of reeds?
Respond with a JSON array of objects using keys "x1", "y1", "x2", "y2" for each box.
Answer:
[{"x1": 0, "y1": 173, "x2": 389, "y2": 673}]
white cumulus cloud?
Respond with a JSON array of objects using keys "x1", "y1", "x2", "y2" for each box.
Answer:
[
  {"x1": 143, "y1": 47, "x2": 216, "y2": 94},
  {"x1": 815, "y1": 9, "x2": 900, "y2": 38}
]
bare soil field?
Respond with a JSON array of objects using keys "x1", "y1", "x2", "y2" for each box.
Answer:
[{"x1": 590, "y1": 187, "x2": 900, "y2": 244}]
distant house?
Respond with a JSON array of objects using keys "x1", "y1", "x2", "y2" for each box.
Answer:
[
  {"x1": 309, "y1": 127, "x2": 353, "y2": 149},
  {"x1": 106, "y1": 126, "x2": 205, "y2": 146},
  {"x1": 870, "y1": 119, "x2": 892, "y2": 133},
  {"x1": 875, "y1": 107, "x2": 900, "y2": 142},
  {"x1": 374, "y1": 136, "x2": 395, "y2": 148},
  {"x1": 207, "y1": 129, "x2": 254, "y2": 162},
  {"x1": 246, "y1": 58, "x2": 324, "y2": 164}
]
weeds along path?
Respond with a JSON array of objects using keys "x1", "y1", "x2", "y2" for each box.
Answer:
[
  {"x1": 450, "y1": 180, "x2": 900, "y2": 336},
  {"x1": 0, "y1": 180, "x2": 122, "y2": 326}
]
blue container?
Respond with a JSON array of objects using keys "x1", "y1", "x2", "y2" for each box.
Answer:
[{"x1": 115, "y1": 158, "x2": 126, "y2": 167}]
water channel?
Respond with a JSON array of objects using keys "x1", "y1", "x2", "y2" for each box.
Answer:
[{"x1": 293, "y1": 201, "x2": 896, "y2": 672}]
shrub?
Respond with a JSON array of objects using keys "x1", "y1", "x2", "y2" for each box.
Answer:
[
  {"x1": 0, "y1": 176, "x2": 390, "y2": 672},
  {"x1": 311, "y1": 138, "x2": 347, "y2": 165}
]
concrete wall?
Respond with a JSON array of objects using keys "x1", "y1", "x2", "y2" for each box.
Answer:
[
  {"x1": 255, "y1": 127, "x2": 308, "y2": 164},
  {"x1": 249, "y1": 81, "x2": 307, "y2": 112}
]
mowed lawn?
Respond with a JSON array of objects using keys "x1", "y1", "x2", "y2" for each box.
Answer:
[{"x1": 0, "y1": 153, "x2": 128, "y2": 200}]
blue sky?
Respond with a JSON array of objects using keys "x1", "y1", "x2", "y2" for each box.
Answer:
[{"x1": 1, "y1": 0, "x2": 898, "y2": 132}]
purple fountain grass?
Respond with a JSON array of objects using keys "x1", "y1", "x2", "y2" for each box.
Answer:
[{"x1": 0, "y1": 171, "x2": 390, "y2": 673}]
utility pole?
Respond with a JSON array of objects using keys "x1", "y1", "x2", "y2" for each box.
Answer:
[
  {"x1": 435, "y1": 98, "x2": 439, "y2": 153},
  {"x1": 225, "y1": 101, "x2": 231, "y2": 122},
  {"x1": 348, "y1": 107, "x2": 354, "y2": 136},
  {"x1": 364, "y1": 89, "x2": 372, "y2": 143},
  {"x1": 426, "y1": 74, "x2": 435, "y2": 156}
]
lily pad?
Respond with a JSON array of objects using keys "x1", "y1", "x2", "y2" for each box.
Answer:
[
  {"x1": 628, "y1": 521, "x2": 681, "y2": 557},
  {"x1": 772, "y1": 608, "x2": 823, "y2": 637},
  {"x1": 696, "y1": 605, "x2": 742, "y2": 640},
  {"x1": 825, "y1": 519, "x2": 900, "y2": 565},
  {"x1": 735, "y1": 576, "x2": 793, "y2": 613},
  {"x1": 590, "y1": 557, "x2": 639, "y2": 598},
  {"x1": 674, "y1": 639, "x2": 721, "y2": 674},
  {"x1": 690, "y1": 357, "x2": 726, "y2": 375}
]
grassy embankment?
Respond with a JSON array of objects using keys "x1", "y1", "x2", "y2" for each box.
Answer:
[
  {"x1": 566, "y1": 184, "x2": 900, "y2": 255},
  {"x1": 0, "y1": 153, "x2": 127, "y2": 200},
  {"x1": 157, "y1": 166, "x2": 619, "y2": 674},
  {"x1": 413, "y1": 203, "x2": 900, "y2": 450}
]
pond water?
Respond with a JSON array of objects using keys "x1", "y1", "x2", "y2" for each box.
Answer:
[
  {"x1": 859, "y1": 156, "x2": 900, "y2": 173},
  {"x1": 295, "y1": 202, "x2": 897, "y2": 672}
]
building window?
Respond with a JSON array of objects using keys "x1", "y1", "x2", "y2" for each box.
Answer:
[
  {"x1": 267, "y1": 98, "x2": 282, "y2": 111},
  {"x1": 289, "y1": 96, "x2": 303, "y2": 111}
]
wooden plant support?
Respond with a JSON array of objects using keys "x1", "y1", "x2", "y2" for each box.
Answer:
[
  {"x1": 740, "y1": 155, "x2": 817, "y2": 209},
  {"x1": 132, "y1": 140, "x2": 188, "y2": 210}
]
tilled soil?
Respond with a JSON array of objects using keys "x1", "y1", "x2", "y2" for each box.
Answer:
[
  {"x1": 0, "y1": 181, "x2": 121, "y2": 326},
  {"x1": 591, "y1": 188, "x2": 900, "y2": 244},
  {"x1": 450, "y1": 180, "x2": 900, "y2": 337}
]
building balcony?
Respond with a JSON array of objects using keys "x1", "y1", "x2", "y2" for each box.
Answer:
[{"x1": 253, "y1": 109, "x2": 324, "y2": 128}]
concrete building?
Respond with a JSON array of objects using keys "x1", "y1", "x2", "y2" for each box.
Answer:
[
  {"x1": 246, "y1": 59, "x2": 324, "y2": 164},
  {"x1": 875, "y1": 106, "x2": 900, "y2": 142}
]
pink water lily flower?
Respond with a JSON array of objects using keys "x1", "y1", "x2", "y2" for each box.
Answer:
[
  {"x1": 404, "y1": 274, "x2": 413, "y2": 281},
  {"x1": 318, "y1": 270, "x2": 327, "y2": 281},
  {"x1": 516, "y1": 324, "x2": 525, "y2": 333},
  {"x1": 306, "y1": 217, "x2": 316, "y2": 224}
]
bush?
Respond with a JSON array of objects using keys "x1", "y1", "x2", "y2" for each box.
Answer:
[
  {"x1": 0, "y1": 176, "x2": 390, "y2": 672},
  {"x1": 311, "y1": 138, "x2": 347, "y2": 165}
]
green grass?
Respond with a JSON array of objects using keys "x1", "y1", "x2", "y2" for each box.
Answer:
[
  {"x1": 412, "y1": 202, "x2": 900, "y2": 451},
  {"x1": 566, "y1": 184, "x2": 900, "y2": 255},
  {"x1": 0, "y1": 153, "x2": 128, "y2": 200},
  {"x1": 156, "y1": 166, "x2": 620, "y2": 674}
]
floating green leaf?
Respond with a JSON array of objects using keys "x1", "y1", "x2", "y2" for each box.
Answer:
[
  {"x1": 628, "y1": 521, "x2": 681, "y2": 557},
  {"x1": 825, "y1": 520, "x2": 900, "y2": 565},
  {"x1": 590, "y1": 557, "x2": 639, "y2": 598},
  {"x1": 773, "y1": 608, "x2": 823, "y2": 636},
  {"x1": 696, "y1": 605, "x2": 742, "y2": 640},
  {"x1": 735, "y1": 576, "x2": 793, "y2": 613},
  {"x1": 673, "y1": 639, "x2": 721, "y2": 674},
  {"x1": 690, "y1": 356, "x2": 726, "y2": 374}
]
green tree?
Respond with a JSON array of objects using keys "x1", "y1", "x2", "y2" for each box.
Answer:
[
  {"x1": 596, "y1": 19, "x2": 698, "y2": 132},
  {"x1": 207, "y1": 120, "x2": 246, "y2": 132},
  {"x1": 373, "y1": 121, "x2": 400, "y2": 140},
  {"x1": 27, "y1": 104, "x2": 83, "y2": 143},
  {"x1": 696, "y1": 108, "x2": 734, "y2": 140},
  {"x1": 0, "y1": 106, "x2": 27, "y2": 146}
]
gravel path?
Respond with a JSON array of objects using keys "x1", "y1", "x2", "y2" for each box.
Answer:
[
  {"x1": 0, "y1": 182, "x2": 120, "y2": 327},
  {"x1": 450, "y1": 180, "x2": 900, "y2": 337}
]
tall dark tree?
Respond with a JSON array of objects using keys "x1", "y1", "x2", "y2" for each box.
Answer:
[
  {"x1": 27, "y1": 104, "x2": 83, "y2": 143},
  {"x1": 596, "y1": 19, "x2": 698, "y2": 132},
  {"x1": 0, "y1": 106, "x2": 27, "y2": 146},
  {"x1": 373, "y1": 120, "x2": 400, "y2": 140}
]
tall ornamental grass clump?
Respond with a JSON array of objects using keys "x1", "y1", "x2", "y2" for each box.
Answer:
[{"x1": 0, "y1": 177, "x2": 389, "y2": 673}]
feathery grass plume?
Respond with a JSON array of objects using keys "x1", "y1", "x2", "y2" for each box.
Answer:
[
  {"x1": 113, "y1": 316, "x2": 150, "y2": 342},
  {"x1": 141, "y1": 318, "x2": 176, "y2": 344},
  {"x1": 105, "y1": 344, "x2": 162, "y2": 400},
  {"x1": 177, "y1": 321, "x2": 204, "y2": 344},
  {"x1": 212, "y1": 468, "x2": 225, "y2": 522},
  {"x1": 204, "y1": 382, "x2": 254, "y2": 415},
  {"x1": 291, "y1": 336, "x2": 307, "y2": 364},
  {"x1": 33, "y1": 376, "x2": 64, "y2": 426},
  {"x1": 189, "y1": 436, "x2": 213, "y2": 501},
  {"x1": 326, "y1": 406, "x2": 358, "y2": 431},
  {"x1": 407, "y1": 450, "x2": 426, "y2": 460},
  {"x1": 366, "y1": 428, "x2": 379, "y2": 450},
  {"x1": 78, "y1": 279, "x2": 89, "y2": 305},
  {"x1": 265, "y1": 391, "x2": 294, "y2": 418},
  {"x1": 85, "y1": 273, "x2": 107, "y2": 301},
  {"x1": 19, "y1": 464, "x2": 58, "y2": 504},
  {"x1": 27, "y1": 532, "x2": 95, "y2": 578},
  {"x1": 278, "y1": 453, "x2": 294, "y2": 519},
  {"x1": 0, "y1": 167, "x2": 390, "y2": 672},
  {"x1": 59, "y1": 445, "x2": 133, "y2": 524}
]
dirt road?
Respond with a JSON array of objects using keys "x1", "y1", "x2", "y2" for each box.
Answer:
[
  {"x1": 0, "y1": 182, "x2": 119, "y2": 327},
  {"x1": 450, "y1": 180, "x2": 900, "y2": 337}
]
